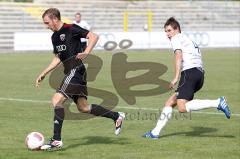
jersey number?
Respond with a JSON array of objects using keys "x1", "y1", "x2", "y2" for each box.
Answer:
[{"x1": 192, "y1": 41, "x2": 200, "y2": 54}]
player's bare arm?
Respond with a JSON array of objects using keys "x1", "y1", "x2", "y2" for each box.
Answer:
[
  {"x1": 76, "y1": 32, "x2": 99, "y2": 60},
  {"x1": 35, "y1": 55, "x2": 61, "y2": 87},
  {"x1": 170, "y1": 50, "x2": 182, "y2": 89}
]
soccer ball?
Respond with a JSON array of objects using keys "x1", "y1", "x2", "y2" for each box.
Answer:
[{"x1": 25, "y1": 132, "x2": 44, "y2": 150}]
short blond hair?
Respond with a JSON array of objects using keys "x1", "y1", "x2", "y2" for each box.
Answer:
[{"x1": 42, "y1": 8, "x2": 61, "y2": 20}]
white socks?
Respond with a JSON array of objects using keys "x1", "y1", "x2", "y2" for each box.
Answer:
[
  {"x1": 151, "y1": 106, "x2": 173, "y2": 136},
  {"x1": 151, "y1": 99, "x2": 220, "y2": 136},
  {"x1": 185, "y1": 99, "x2": 220, "y2": 112}
]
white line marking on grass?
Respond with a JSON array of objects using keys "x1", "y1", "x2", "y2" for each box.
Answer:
[
  {"x1": 0, "y1": 97, "x2": 239, "y2": 117},
  {"x1": 118, "y1": 106, "x2": 240, "y2": 116},
  {"x1": 0, "y1": 97, "x2": 50, "y2": 103}
]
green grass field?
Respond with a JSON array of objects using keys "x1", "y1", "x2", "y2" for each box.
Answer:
[{"x1": 0, "y1": 48, "x2": 239, "y2": 159}]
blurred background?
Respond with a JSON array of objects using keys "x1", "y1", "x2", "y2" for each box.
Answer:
[
  {"x1": 0, "y1": 1, "x2": 239, "y2": 158},
  {"x1": 0, "y1": 0, "x2": 239, "y2": 51}
]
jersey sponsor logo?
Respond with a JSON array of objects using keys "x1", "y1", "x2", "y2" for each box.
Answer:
[
  {"x1": 56, "y1": 45, "x2": 66, "y2": 52},
  {"x1": 60, "y1": 34, "x2": 65, "y2": 41}
]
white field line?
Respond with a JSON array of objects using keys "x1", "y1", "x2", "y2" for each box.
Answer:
[{"x1": 0, "y1": 97, "x2": 239, "y2": 117}]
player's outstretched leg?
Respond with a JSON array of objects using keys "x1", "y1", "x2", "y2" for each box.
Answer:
[
  {"x1": 77, "y1": 98, "x2": 126, "y2": 135},
  {"x1": 90, "y1": 104, "x2": 125, "y2": 135},
  {"x1": 217, "y1": 96, "x2": 231, "y2": 119},
  {"x1": 143, "y1": 106, "x2": 173, "y2": 139},
  {"x1": 184, "y1": 97, "x2": 231, "y2": 119}
]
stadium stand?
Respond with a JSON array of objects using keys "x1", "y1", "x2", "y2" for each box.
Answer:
[{"x1": 0, "y1": 0, "x2": 239, "y2": 50}]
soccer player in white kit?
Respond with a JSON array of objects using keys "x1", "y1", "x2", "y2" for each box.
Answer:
[
  {"x1": 73, "y1": 12, "x2": 91, "y2": 51},
  {"x1": 143, "y1": 17, "x2": 231, "y2": 139}
]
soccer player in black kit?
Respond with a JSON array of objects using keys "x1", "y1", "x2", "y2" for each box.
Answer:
[{"x1": 36, "y1": 8, "x2": 125, "y2": 151}]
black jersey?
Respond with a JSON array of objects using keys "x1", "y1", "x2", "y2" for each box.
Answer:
[{"x1": 51, "y1": 23, "x2": 89, "y2": 74}]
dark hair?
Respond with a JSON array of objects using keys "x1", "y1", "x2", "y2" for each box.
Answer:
[
  {"x1": 75, "y1": 12, "x2": 81, "y2": 16},
  {"x1": 42, "y1": 8, "x2": 61, "y2": 20},
  {"x1": 164, "y1": 17, "x2": 181, "y2": 33}
]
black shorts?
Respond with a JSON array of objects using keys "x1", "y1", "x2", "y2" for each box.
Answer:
[
  {"x1": 57, "y1": 64, "x2": 88, "y2": 104},
  {"x1": 176, "y1": 67, "x2": 204, "y2": 101}
]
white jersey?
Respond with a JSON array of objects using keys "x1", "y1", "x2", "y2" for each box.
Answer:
[
  {"x1": 73, "y1": 20, "x2": 91, "y2": 42},
  {"x1": 170, "y1": 33, "x2": 203, "y2": 71}
]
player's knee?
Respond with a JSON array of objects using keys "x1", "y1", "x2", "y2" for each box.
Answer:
[
  {"x1": 51, "y1": 93, "x2": 66, "y2": 107},
  {"x1": 51, "y1": 96, "x2": 63, "y2": 107},
  {"x1": 78, "y1": 107, "x2": 90, "y2": 113},
  {"x1": 77, "y1": 104, "x2": 90, "y2": 113},
  {"x1": 52, "y1": 98, "x2": 61, "y2": 107},
  {"x1": 177, "y1": 100, "x2": 187, "y2": 113},
  {"x1": 165, "y1": 101, "x2": 172, "y2": 106},
  {"x1": 77, "y1": 98, "x2": 89, "y2": 113},
  {"x1": 178, "y1": 106, "x2": 186, "y2": 113}
]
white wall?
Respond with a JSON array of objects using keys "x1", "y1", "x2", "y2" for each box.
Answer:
[{"x1": 14, "y1": 31, "x2": 240, "y2": 51}]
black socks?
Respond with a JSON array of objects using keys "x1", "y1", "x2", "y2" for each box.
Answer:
[
  {"x1": 52, "y1": 104, "x2": 119, "y2": 140},
  {"x1": 53, "y1": 107, "x2": 64, "y2": 140},
  {"x1": 90, "y1": 104, "x2": 119, "y2": 121}
]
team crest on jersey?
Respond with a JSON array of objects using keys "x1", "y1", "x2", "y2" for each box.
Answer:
[{"x1": 60, "y1": 34, "x2": 65, "y2": 41}]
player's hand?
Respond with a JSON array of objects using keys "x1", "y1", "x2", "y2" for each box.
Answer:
[
  {"x1": 75, "y1": 52, "x2": 88, "y2": 61},
  {"x1": 169, "y1": 78, "x2": 178, "y2": 89},
  {"x1": 35, "y1": 74, "x2": 45, "y2": 88}
]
